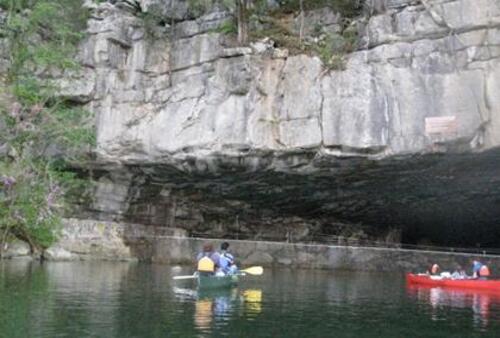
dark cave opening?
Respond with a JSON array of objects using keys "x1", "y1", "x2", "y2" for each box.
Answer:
[{"x1": 81, "y1": 148, "x2": 500, "y2": 250}]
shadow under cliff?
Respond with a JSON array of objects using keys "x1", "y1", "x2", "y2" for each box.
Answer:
[{"x1": 73, "y1": 147, "x2": 500, "y2": 249}]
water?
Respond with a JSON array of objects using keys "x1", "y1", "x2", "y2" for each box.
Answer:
[{"x1": 1, "y1": 261, "x2": 500, "y2": 337}]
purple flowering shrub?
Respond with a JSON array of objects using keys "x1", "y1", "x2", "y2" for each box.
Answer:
[{"x1": 0, "y1": 0, "x2": 94, "y2": 252}]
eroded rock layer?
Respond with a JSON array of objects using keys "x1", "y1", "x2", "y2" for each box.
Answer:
[{"x1": 64, "y1": 0, "x2": 500, "y2": 247}]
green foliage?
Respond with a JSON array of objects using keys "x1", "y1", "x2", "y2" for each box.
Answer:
[
  {"x1": 3, "y1": 0, "x2": 86, "y2": 80},
  {"x1": 0, "y1": 0, "x2": 94, "y2": 252},
  {"x1": 187, "y1": 0, "x2": 243, "y2": 17},
  {"x1": 137, "y1": 3, "x2": 167, "y2": 38},
  {"x1": 0, "y1": 0, "x2": 32, "y2": 11},
  {"x1": 0, "y1": 160, "x2": 62, "y2": 249},
  {"x1": 246, "y1": 0, "x2": 360, "y2": 70},
  {"x1": 312, "y1": 27, "x2": 358, "y2": 70},
  {"x1": 277, "y1": 0, "x2": 363, "y2": 17},
  {"x1": 156, "y1": 0, "x2": 361, "y2": 58},
  {"x1": 250, "y1": 25, "x2": 305, "y2": 53},
  {"x1": 248, "y1": 7, "x2": 359, "y2": 70},
  {"x1": 214, "y1": 19, "x2": 238, "y2": 34},
  {"x1": 12, "y1": 77, "x2": 47, "y2": 105},
  {"x1": 188, "y1": 0, "x2": 212, "y2": 16}
]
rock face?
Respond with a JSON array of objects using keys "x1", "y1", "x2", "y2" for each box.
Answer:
[
  {"x1": 62, "y1": 0, "x2": 500, "y2": 247},
  {"x1": 80, "y1": 0, "x2": 500, "y2": 160},
  {"x1": 44, "y1": 218, "x2": 189, "y2": 261},
  {"x1": 42, "y1": 218, "x2": 162, "y2": 261},
  {"x1": 46, "y1": 218, "x2": 500, "y2": 272},
  {"x1": 1, "y1": 241, "x2": 31, "y2": 259}
]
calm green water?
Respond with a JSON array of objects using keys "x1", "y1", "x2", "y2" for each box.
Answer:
[{"x1": 1, "y1": 261, "x2": 500, "y2": 337}]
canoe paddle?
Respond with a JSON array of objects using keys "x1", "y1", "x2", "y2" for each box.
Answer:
[
  {"x1": 172, "y1": 266, "x2": 264, "y2": 280},
  {"x1": 173, "y1": 274, "x2": 197, "y2": 280},
  {"x1": 240, "y1": 266, "x2": 264, "y2": 276}
]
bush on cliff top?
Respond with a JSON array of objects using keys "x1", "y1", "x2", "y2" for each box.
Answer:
[
  {"x1": 276, "y1": 0, "x2": 363, "y2": 16},
  {"x1": 202, "y1": 0, "x2": 362, "y2": 69},
  {"x1": 249, "y1": 0, "x2": 361, "y2": 69}
]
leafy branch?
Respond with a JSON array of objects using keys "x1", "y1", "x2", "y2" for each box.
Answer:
[{"x1": 0, "y1": 0, "x2": 94, "y2": 253}]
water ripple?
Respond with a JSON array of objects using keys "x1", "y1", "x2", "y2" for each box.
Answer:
[{"x1": 2, "y1": 262, "x2": 500, "y2": 337}]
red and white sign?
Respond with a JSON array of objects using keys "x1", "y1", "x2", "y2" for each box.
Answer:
[{"x1": 425, "y1": 116, "x2": 458, "y2": 135}]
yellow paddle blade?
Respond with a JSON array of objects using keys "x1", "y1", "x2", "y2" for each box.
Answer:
[{"x1": 241, "y1": 266, "x2": 263, "y2": 276}]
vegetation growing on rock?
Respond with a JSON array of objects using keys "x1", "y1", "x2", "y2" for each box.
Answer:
[
  {"x1": 201, "y1": 0, "x2": 363, "y2": 68},
  {"x1": 0, "y1": 0, "x2": 94, "y2": 253},
  {"x1": 122, "y1": 0, "x2": 364, "y2": 69}
]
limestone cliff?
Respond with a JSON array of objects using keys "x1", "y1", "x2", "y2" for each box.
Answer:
[{"x1": 60, "y1": 0, "x2": 500, "y2": 247}]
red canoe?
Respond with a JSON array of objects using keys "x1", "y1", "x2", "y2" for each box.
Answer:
[{"x1": 406, "y1": 273, "x2": 500, "y2": 292}]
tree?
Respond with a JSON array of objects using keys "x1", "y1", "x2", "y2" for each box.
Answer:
[
  {"x1": 0, "y1": 0, "x2": 94, "y2": 253},
  {"x1": 236, "y1": 0, "x2": 250, "y2": 45},
  {"x1": 299, "y1": 0, "x2": 304, "y2": 41}
]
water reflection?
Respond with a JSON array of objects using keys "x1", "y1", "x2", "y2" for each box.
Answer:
[
  {"x1": 407, "y1": 284, "x2": 500, "y2": 330},
  {"x1": 3, "y1": 262, "x2": 500, "y2": 337},
  {"x1": 173, "y1": 287, "x2": 263, "y2": 333},
  {"x1": 195, "y1": 298, "x2": 213, "y2": 330},
  {"x1": 242, "y1": 289, "x2": 263, "y2": 316}
]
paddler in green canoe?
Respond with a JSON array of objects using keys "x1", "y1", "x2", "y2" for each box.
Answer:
[
  {"x1": 218, "y1": 242, "x2": 238, "y2": 275},
  {"x1": 196, "y1": 243, "x2": 221, "y2": 276}
]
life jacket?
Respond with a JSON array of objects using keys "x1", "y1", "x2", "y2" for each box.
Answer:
[
  {"x1": 473, "y1": 261, "x2": 483, "y2": 274},
  {"x1": 223, "y1": 252, "x2": 234, "y2": 264},
  {"x1": 197, "y1": 256, "x2": 215, "y2": 272},
  {"x1": 479, "y1": 265, "x2": 491, "y2": 277},
  {"x1": 219, "y1": 251, "x2": 235, "y2": 270}
]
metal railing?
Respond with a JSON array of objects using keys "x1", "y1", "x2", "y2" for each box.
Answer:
[{"x1": 187, "y1": 231, "x2": 500, "y2": 256}]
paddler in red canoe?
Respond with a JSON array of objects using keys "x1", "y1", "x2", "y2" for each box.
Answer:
[
  {"x1": 426, "y1": 263, "x2": 440, "y2": 276},
  {"x1": 472, "y1": 260, "x2": 491, "y2": 279},
  {"x1": 451, "y1": 265, "x2": 468, "y2": 279}
]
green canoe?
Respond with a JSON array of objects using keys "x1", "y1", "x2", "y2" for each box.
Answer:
[{"x1": 197, "y1": 274, "x2": 239, "y2": 289}]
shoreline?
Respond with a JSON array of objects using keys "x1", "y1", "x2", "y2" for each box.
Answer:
[{"x1": 2, "y1": 218, "x2": 500, "y2": 273}]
